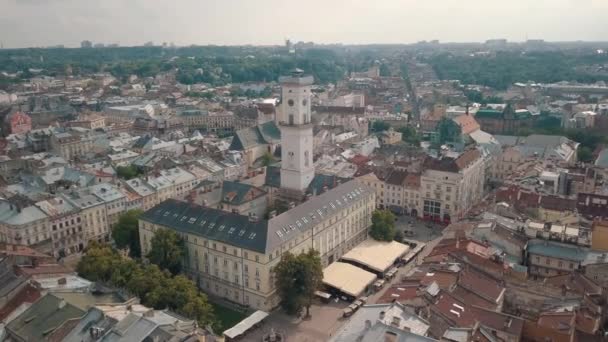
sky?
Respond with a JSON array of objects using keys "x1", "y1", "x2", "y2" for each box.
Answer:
[{"x1": 1, "y1": 0, "x2": 607, "y2": 48}]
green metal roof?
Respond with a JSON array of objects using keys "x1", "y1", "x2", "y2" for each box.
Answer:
[
  {"x1": 258, "y1": 121, "x2": 281, "y2": 141},
  {"x1": 6, "y1": 293, "x2": 85, "y2": 342},
  {"x1": 229, "y1": 121, "x2": 281, "y2": 150},
  {"x1": 140, "y1": 199, "x2": 269, "y2": 253},
  {"x1": 264, "y1": 166, "x2": 281, "y2": 188},
  {"x1": 221, "y1": 181, "x2": 266, "y2": 205},
  {"x1": 475, "y1": 109, "x2": 503, "y2": 119},
  {"x1": 527, "y1": 239, "x2": 588, "y2": 262}
]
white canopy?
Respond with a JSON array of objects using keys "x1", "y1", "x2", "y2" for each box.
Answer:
[
  {"x1": 323, "y1": 262, "x2": 377, "y2": 297},
  {"x1": 341, "y1": 240, "x2": 410, "y2": 273},
  {"x1": 223, "y1": 310, "x2": 268, "y2": 339}
]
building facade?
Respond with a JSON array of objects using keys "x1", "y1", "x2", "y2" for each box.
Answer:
[
  {"x1": 420, "y1": 150, "x2": 485, "y2": 222},
  {"x1": 139, "y1": 180, "x2": 375, "y2": 311}
]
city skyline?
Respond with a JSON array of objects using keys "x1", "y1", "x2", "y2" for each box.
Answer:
[{"x1": 1, "y1": 0, "x2": 607, "y2": 48}]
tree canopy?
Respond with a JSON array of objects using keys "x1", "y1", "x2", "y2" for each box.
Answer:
[
  {"x1": 147, "y1": 229, "x2": 186, "y2": 275},
  {"x1": 397, "y1": 126, "x2": 421, "y2": 146},
  {"x1": 369, "y1": 210, "x2": 397, "y2": 241},
  {"x1": 111, "y1": 210, "x2": 143, "y2": 258},
  {"x1": 116, "y1": 165, "x2": 143, "y2": 180},
  {"x1": 274, "y1": 250, "x2": 323, "y2": 317},
  {"x1": 371, "y1": 120, "x2": 391, "y2": 133},
  {"x1": 430, "y1": 51, "x2": 608, "y2": 90},
  {"x1": 77, "y1": 243, "x2": 216, "y2": 329}
]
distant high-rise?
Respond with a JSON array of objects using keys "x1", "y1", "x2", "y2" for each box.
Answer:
[{"x1": 80, "y1": 40, "x2": 93, "y2": 48}]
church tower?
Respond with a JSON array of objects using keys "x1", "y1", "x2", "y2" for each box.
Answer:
[{"x1": 279, "y1": 69, "x2": 314, "y2": 193}]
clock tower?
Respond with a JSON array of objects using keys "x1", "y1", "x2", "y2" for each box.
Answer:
[{"x1": 278, "y1": 69, "x2": 314, "y2": 193}]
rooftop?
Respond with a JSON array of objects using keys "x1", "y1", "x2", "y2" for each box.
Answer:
[{"x1": 6, "y1": 293, "x2": 85, "y2": 342}]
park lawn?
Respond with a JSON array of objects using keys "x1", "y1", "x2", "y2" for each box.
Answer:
[{"x1": 211, "y1": 302, "x2": 248, "y2": 333}]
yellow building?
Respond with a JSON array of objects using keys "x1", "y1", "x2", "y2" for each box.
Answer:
[
  {"x1": 592, "y1": 220, "x2": 608, "y2": 252},
  {"x1": 139, "y1": 180, "x2": 375, "y2": 311}
]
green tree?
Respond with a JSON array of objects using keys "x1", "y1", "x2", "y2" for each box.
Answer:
[
  {"x1": 397, "y1": 126, "x2": 421, "y2": 146},
  {"x1": 274, "y1": 250, "x2": 323, "y2": 317},
  {"x1": 112, "y1": 210, "x2": 143, "y2": 258},
  {"x1": 76, "y1": 242, "x2": 121, "y2": 282},
  {"x1": 76, "y1": 243, "x2": 216, "y2": 328},
  {"x1": 369, "y1": 210, "x2": 396, "y2": 241},
  {"x1": 379, "y1": 64, "x2": 391, "y2": 77},
  {"x1": 147, "y1": 229, "x2": 186, "y2": 275},
  {"x1": 578, "y1": 146, "x2": 594, "y2": 163},
  {"x1": 371, "y1": 120, "x2": 391, "y2": 132},
  {"x1": 110, "y1": 258, "x2": 138, "y2": 288},
  {"x1": 116, "y1": 165, "x2": 142, "y2": 180}
]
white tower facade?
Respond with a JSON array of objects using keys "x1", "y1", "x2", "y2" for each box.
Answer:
[{"x1": 279, "y1": 69, "x2": 314, "y2": 192}]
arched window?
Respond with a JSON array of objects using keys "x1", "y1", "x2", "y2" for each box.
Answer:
[{"x1": 304, "y1": 151, "x2": 310, "y2": 167}]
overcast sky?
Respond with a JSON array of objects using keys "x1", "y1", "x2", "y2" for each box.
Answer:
[{"x1": 1, "y1": 0, "x2": 607, "y2": 48}]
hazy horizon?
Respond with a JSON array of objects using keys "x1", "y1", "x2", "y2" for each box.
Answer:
[{"x1": 2, "y1": 0, "x2": 608, "y2": 49}]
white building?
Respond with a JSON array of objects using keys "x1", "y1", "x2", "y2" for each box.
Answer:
[
  {"x1": 278, "y1": 69, "x2": 315, "y2": 193},
  {"x1": 420, "y1": 149, "x2": 485, "y2": 222}
]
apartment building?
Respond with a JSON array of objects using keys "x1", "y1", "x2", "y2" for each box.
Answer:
[
  {"x1": 357, "y1": 170, "x2": 421, "y2": 216},
  {"x1": 125, "y1": 178, "x2": 159, "y2": 211},
  {"x1": 62, "y1": 189, "x2": 110, "y2": 244},
  {"x1": 139, "y1": 180, "x2": 375, "y2": 311},
  {"x1": 147, "y1": 167, "x2": 198, "y2": 202},
  {"x1": 526, "y1": 239, "x2": 586, "y2": 277},
  {"x1": 89, "y1": 183, "x2": 126, "y2": 228},
  {"x1": 0, "y1": 199, "x2": 50, "y2": 249},
  {"x1": 421, "y1": 149, "x2": 485, "y2": 222},
  {"x1": 50, "y1": 130, "x2": 93, "y2": 161},
  {"x1": 35, "y1": 197, "x2": 84, "y2": 258}
]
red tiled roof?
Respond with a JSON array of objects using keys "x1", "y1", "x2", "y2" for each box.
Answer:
[
  {"x1": 0, "y1": 244, "x2": 52, "y2": 259},
  {"x1": 457, "y1": 269, "x2": 504, "y2": 304},
  {"x1": 377, "y1": 284, "x2": 419, "y2": 304},
  {"x1": 448, "y1": 250, "x2": 507, "y2": 279},
  {"x1": 575, "y1": 308, "x2": 600, "y2": 335},
  {"x1": 17, "y1": 264, "x2": 73, "y2": 277},
  {"x1": 453, "y1": 115, "x2": 480, "y2": 135},
  {"x1": 451, "y1": 286, "x2": 496, "y2": 310},
  {"x1": 0, "y1": 283, "x2": 41, "y2": 321},
  {"x1": 455, "y1": 150, "x2": 481, "y2": 170},
  {"x1": 537, "y1": 312, "x2": 576, "y2": 333},
  {"x1": 419, "y1": 270, "x2": 458, "y2": 290},
  {"x1": 540, "y1": 195, "x2": 576, "y2": 212},
  {"x1": 349, "y1": 154, "x2": 369, "y2": 166},
  {"x1": 470, "y1": 306, "x2": 524, "y2": 337},
  {"x1": 432, "y1": 291, "x2": 476, "y2": 327},
  {"x1": 544, "y1": 273, "x2": 601, "y2": 297}
]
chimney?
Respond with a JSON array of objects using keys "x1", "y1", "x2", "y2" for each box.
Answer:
[
  {"x1": 58, "y1": 298, "x2": 67, "y2": 309},
  {"x1": 144, "y1": 309, "x2": 155, "y2": 317},
  {"x1": 269, "y1": 210, "x2": 277, "y2": 219},
  {"x1": 58, "y1": 277, "x2": 67, "y2": 285},
  {"x1": 391, "y1": 316, "x2": 401, "y2": 327},
  {"x1": 379, "y1": 311, "x2": 386, "y2": 320},
  {"x1": 364, "y1": 320, "x2": 372, "y2": 330},
  {"x1": 249, "y1": 213, "x2": 258, "y2": 222}
]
